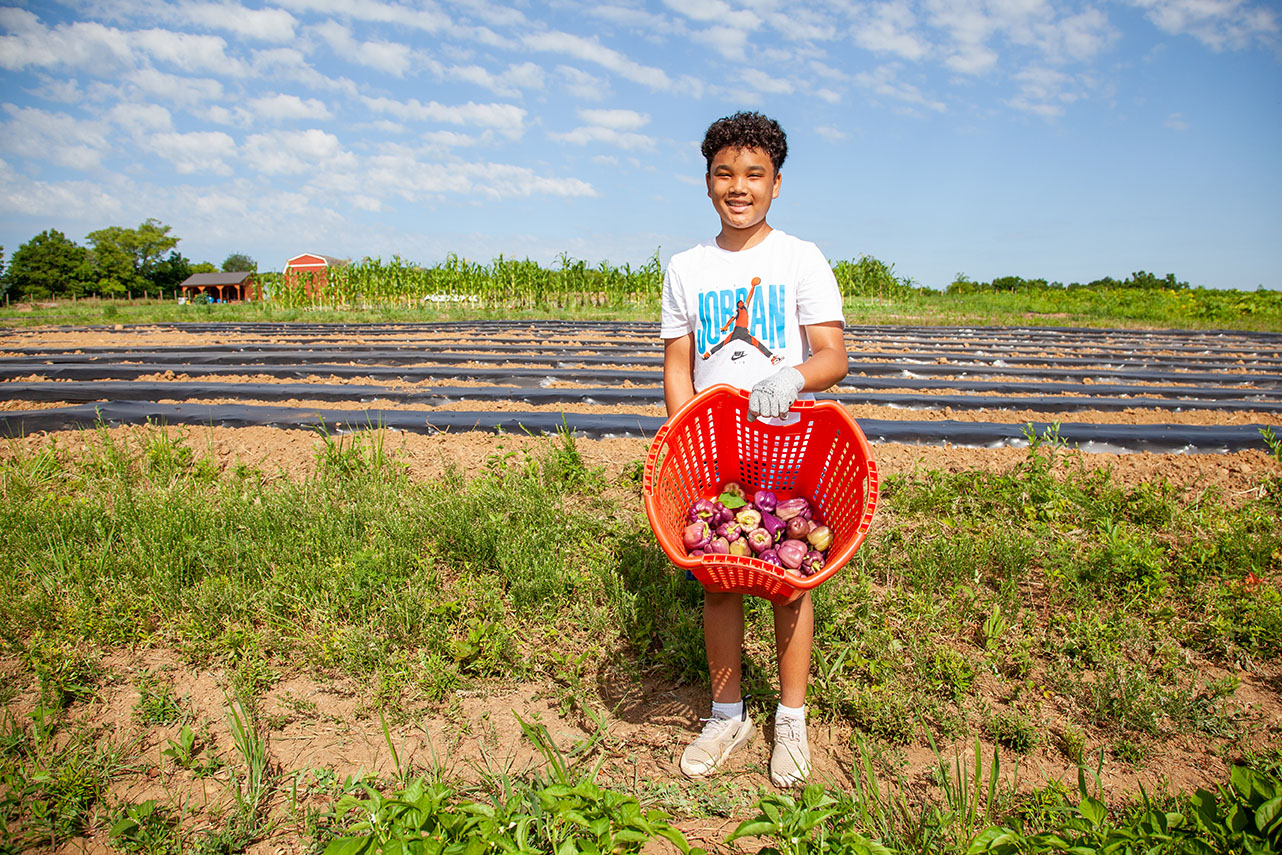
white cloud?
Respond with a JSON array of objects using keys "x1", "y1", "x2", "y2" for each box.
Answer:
[
  {"x1": 577, "y1": 109, "x2": 650, "y2": 131},
  {"x1": 311, "y1": 20, "x2": 413, "y2": 76},
  {"x1": 360, "y1": 152, "x2": 596, "y2": 201},
  {"x1": 1048, "y1": 7, "x2": 1117, "y2": 61},
  {"x1": 691, "y1": 25, "x2": 755, "y2": 60},
  {"x1": 124, "y1": 68, "x2": 225, "y2": 106},
  {"x1": 0, "y1": 104, "x2": 111, "y2": 169},
  {"x1": 248, "y1": 94, "x2": 333, "y2": 120},
  {"x1": 445, "y1": 61, "x2": 546, "y2": 97},
  {"x1": 548, "y1": 125, "x2": 655, "y2": 150},
  {"x1": 109, "y1": 102, "x2": 174, "y2": 131},
  {"x1": 741, "y1": 67, "x2": 795, "y2": 95},
  {"x1": 144, "y1": 130, "x2": 236, "y2": 174},
  {"x1": 0, "y1": 18, "x2": 134, "y2": 72},
  {"x1": 557, "y1": 65, "x2": 612, "y2": 100},
  {"x1": 854, "y1": 64, "x2": 947, "y2": 112},
  {"x1": 662, "y1": 0, "x2": 760, "y2": 30},
  {"x1": 274, "y1": 0, "x2": 450, "y2": 33},
  {"x1": 764, "y1": 7, "x2": 839, "y2": 42},
  {"x1": 243, "y1": 128, "x2": 355, "y2": 174},
  {"x1": 1127, "y1": 0, "x2": 1280, "y2": 51},
  {"x1": 0, "y1": 159, "x2": 125, "y2": 220},
  {"x1": 1165, "y1": 112, "x2": 1189, "y2": 130},
  {"x1": 362, "y1": 96, "x2": 527, "y2": 138},
  {"x1": 458, "y1": 162, "x2": 597, "y2": 199},
  {"x1": 814, "y1": 125, "x2": 848, "y2": 142},
  {"x1": 132, "y1": 27, "x2": 249, "y2": 75},
  {"x1": 422, "y1": 130, "x2": 483, "y2": 147},
  {"x1": 177, "y1": 2, "x2": 298, "y2": 41},
  {"x1": 251, "y1": 47, "x2": 359, "y2": 95},
  {"x1": 855, "y1": 1, "x2": 931, "y2": 61},
  {"x1": 524, "y1": 30, "x2": 674, "y2": 90},
  {"x1": 1005, "y1": 66, "x2": 1080, "y2": 117}
]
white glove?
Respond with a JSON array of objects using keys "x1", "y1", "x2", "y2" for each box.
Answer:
[{"x1": 748, "y1": 366, "x2": 804, "y2": 420}]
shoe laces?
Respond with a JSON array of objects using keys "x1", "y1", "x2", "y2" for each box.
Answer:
[
  {"x1": 775, "y1": 716, "x2": 805, "y2": 745},
  {"x1": 697, "y1": 714, "x2": 737, "y2": 739}
]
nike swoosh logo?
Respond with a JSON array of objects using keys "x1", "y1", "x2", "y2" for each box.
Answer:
[{"x1": 731, "y1": 351, "x2": 746, "y2": 361}]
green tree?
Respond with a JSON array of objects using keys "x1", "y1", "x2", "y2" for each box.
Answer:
[
  {"x1": 4, "y1": 229, "x2": 92, "y2": 299},
  {"x1": 86, "y1": 219, "x2": 180, "y2": 296},
  {"x1": 222, "y1": 252, "x2": 257, "y2": 273},
  {"x1": 150, "y1": 251, "x2": 193, "y2": 295}
]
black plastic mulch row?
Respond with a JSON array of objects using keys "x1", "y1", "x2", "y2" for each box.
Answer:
[
  {"x1": 7, "y1": 343, "x2": 1281, "y2": 372},
  {"x1": 0, "y1": 401, "x2": 1268, "y2": 453},
  {"x1": 4, "y1": 381, "x2": 1281, "y2": 415},
  {"x1": 6, "y1": 321, "x2": 1280, "y2": 357},
  {"x1": 3, "y1": 356, "x2": 1279, "y2": 388},
  {"x1": 3, "y1": 363, "x2": 1276, "y2": 401}
]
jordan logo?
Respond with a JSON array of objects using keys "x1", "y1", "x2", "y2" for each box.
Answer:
[{"x1": 701, "y1": 277, "x2": 782, "y2": 364}]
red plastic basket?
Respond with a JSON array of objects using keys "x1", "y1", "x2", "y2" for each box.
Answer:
[{"x1": 643, "y1": 384, "x2": 878, "y2": 603}]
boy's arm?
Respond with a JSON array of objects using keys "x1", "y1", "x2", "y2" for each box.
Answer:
[
  {"x1": 663, "y1": 333, "x2": 696, "y2": 417},
  {"x1": 748, "y1": 321, "x2": 848, "y2": 419},
  {"x1": 797, "y1": 321, "x2": 848, "y2": 391}
]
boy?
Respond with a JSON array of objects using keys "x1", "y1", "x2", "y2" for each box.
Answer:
[{"x1": 660, "y1": 111, "x2": 849, "y2": 788}]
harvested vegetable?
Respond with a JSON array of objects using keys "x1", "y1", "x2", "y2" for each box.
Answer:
[{"x1": 683, "y1": 482, "x2": 834, "y2": 578}]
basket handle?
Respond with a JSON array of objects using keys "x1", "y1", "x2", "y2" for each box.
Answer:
[
  {"x1": 858, "y1": 459, "x2": 879, "y2": 534},
  {"x1": 728, "y1": 385, "x2": 815, "y2": 422}
]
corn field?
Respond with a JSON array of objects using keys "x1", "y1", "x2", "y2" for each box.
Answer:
[
  {"x1": 259, "y1": 252, "x2": 666, "y2": 310},
  {"x1": 255, "y1": 251, "x2": 924, "y2": 311}
]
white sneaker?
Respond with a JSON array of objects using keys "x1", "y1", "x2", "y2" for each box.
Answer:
[
  {"x1": 770, "y1": 716, "x2": 811, "y2": 787},
  {"x1": 680, "y1": 711, "x2": 755, "y2": 777}
]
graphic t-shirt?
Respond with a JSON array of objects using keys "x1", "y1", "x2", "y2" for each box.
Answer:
[{"x1": 660, "y1": 229, "x2": 844, "y2": 395}]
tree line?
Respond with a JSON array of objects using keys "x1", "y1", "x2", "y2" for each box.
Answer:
[{"x1": 0, "y1": 221, "x2": 256, "y2": 301}]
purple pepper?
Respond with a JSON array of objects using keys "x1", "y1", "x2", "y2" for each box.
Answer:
[
  {"x1": 753, "y1": 489, "x2": 777, "y2": 513},
  {"x1": 745, "y1": 527, "x2": 772, "y2": 554},
  {"x1": 774, "y1": 497, "x2": 810, "y2": 521},
  {"x1": 690, "y1": 549, "x2": 706, "y2": 558},
  {"x1": 802, "y1": 550, "x2": 825, "y2": 577},
  {"x1": 716, "y1": 520, "x2": 742, "y2": 542},
  {"x1": 688, "y1": 498, "x2": 717, "y2": 523},
  {"x1": 786, "y1": 517, "x2": 811, "y2": 541},
  {"x1": 760, "y1": 511, "x2": 786, "y2": 543},
  {"x1": 708, "y1": 536, "x2": 730, "y2": 555},
  {"x1": 683, "y1": 520, "x2": 711, "y2": 551},
  {"x1": 776, "y1": 539, "x2": 807, "y2": 570},
  {"x1": 714, "y1": 502, "x2": 734, "y2": 525},
  {"x1": 759, "y1": 549, "x2": 782, "y2": 567}
]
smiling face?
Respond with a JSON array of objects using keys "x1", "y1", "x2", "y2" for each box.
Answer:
[{"x1": 705, "y1": 145, "x2": 781, "y2": 251}]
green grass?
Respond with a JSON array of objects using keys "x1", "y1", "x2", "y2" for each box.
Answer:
[{"x1": 1, "y1": 422, "x2": 1280, "y2": 851}]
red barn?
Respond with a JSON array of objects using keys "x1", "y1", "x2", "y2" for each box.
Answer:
[{"x1": 284, "y1": 253, "x2": 347, "y2": 297}]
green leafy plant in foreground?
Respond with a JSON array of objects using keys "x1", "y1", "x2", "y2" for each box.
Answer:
[
  {"x1": 969, "y1": 763, "x2": 1282, "y2": 854},
  {"x1": 322, "y1": 715, "x2": 703, "y2": 855}
]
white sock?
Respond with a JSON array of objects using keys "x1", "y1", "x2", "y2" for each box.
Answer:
[
  {"x1": 711, "y1": 700, "x2": 744, "y2": 719},
  {"x1": 776, "y1": 703, "x2": 805, "y2": 722}
]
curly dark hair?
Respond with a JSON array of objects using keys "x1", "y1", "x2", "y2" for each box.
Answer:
[{"x1": 701, "y1": 111, "x2": 787, "y2": 174}]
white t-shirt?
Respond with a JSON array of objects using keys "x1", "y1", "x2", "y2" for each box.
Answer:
[{"x1": 660, "y1": 229, "x2": 844, "y2": 395}]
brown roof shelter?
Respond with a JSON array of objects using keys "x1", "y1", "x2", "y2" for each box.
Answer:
[{"x1": 180, "y1": 271, "x2": 257, "y2": 302}]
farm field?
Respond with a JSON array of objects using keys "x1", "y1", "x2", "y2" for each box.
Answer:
[{"x1": 1, "y1": 319, "x2": 1281, "y2": 854}]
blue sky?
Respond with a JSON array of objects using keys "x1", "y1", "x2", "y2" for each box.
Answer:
[{"x1": 1, "y1": 0, "x2": 1279, "y2": 291}]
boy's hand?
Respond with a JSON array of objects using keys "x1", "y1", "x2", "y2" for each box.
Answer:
[{"x1": 749, "y1": 366, "x2": 804, "y2": 419}]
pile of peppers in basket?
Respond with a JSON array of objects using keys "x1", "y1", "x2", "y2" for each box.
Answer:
[{"x1": 681, "y1": 481, "x2": 832, "y2": 577}]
